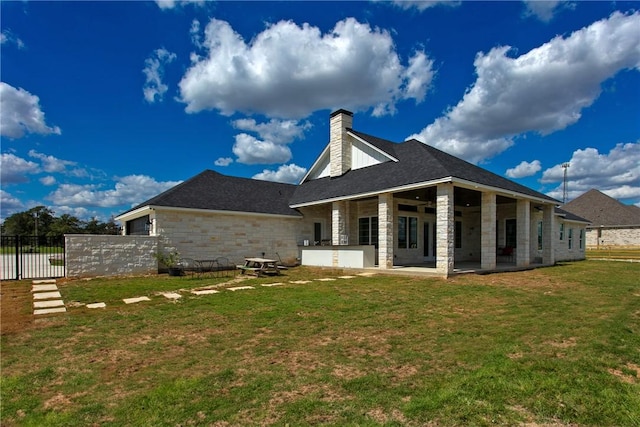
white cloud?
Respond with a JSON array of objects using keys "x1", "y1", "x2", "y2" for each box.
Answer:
[
  {"x1": 155, "y1": 0, "x2": 204, "y2": 10},
  {"x1": 506, "y1": 160, "x2": 542, "y2": 178},
  {"x1": 214, "y1": 157, "x2": 233, "y2": 167},
  {"x1": 1, "y1": 29, "x2": 25, "y2": 49},
  {"x1": 40, "y1": 176, "x2": 57, "y2": 186},
  {"x1": 252, "y1": 164, "x2": 307, "y2": 184},
  {"x1": 179, "y1": 18, "x2": 435, "y2": 118},
  {"x1": 541, "y1": 142, "x2": 640, "y2": 201},
  {"x1": 0, "y1": 189, "x2": 25, "y2": 218},
  {"x1": 232, "y1": 134, "x2": 292, "y2": 165},
  {"x1": 0, "y1": 153, "x2": 39, "y2": 184},
  {"x1": 408, "y1": 11, "x2": 640, "y2": 164},
  {"x1": 523, "y1": 1, "x2": 573, "y2": 22},
  {"x1": 232, "y1": 118, "x2": 311, "y2": 145},
  {"x1": 143, "y1": 48, "x2": 177, "y2": 103},
  {"x1": 390, "y1": 1, "x2": 460, "y2": 12},
  {"x1": 28, "y1": 150, "x2": 78, "y2": 174},
  {"x1": 46, "y1": 175, "x2": 182, "y2": 208},
  {"x1": 0, "y1": 82, "x2": 61, "y2": 139}
]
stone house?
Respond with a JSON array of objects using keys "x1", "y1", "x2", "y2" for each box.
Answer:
[
  {"x1": 562, "y1": 189, "x2": 640, "y2": 248},
  {"x1": 115, "y1": 109, "x2": 587, "y2": 276}
]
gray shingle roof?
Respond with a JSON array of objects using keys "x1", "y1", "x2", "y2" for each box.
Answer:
[
  {"x1": 290, "y1": 130, "x2": 558, "y2": 206},
  {"x1": 562, "y1": 189, "x2": 640, "y2": 226},
  {"x1": 121, "y1": 170, "x2": 301, "y2": 217}
]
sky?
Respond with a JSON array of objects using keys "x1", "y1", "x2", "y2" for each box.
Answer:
[{"x1": 1, "y1": 0, "x2": 639, "y2": 223}]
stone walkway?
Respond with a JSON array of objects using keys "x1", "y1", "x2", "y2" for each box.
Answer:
[
  {"x1": 30, "y1": 272, "x2": 375, "y2": 315},
  {"x1": 32, "y1": 279, "x2": 66, "y2": 315}
]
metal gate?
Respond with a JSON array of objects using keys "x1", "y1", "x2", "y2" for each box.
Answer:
[{"x1": 0, "y1": 235, "x2": 65, "y2": 280}]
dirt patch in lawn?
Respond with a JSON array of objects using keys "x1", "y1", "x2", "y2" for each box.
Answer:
[{"x1": 1, "y1": 280, "x2": 34, "y2": 335}]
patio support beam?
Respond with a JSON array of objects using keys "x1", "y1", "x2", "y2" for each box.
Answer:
[
  {"x1": 516, "y1": 199, "x2": 531, "y2": 267},
  {"x1": 378, "y1": 192, "x2": 394, "y2": 269},
  {"x1": 542, "y1": 204, "x2": 555, "y2": 266},
  {"x1": 436, "y1": 184, "x2": 454, "y2": 276},
  {"x1": 481, "y1": 192, "x2": 497, "y2": 270},
  {"x1": 332, "y1": 201, "x2": 348, "y2": 247}
]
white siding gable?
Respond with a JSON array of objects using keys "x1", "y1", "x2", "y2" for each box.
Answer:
[
  {"x1": 351, "y1": 138, "x2": 392, "y2": 170},
  {"x1": 307, "y1": 150, "x2": 330, "y2": 180}
]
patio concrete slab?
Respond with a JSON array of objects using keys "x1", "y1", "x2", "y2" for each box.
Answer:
[
  {"x1": 161, "y1": 292, "x2": 182, "y2": 300},
  {"x1": 192, "y1": 289, "x2": 219, "y2": 295},
  {"x1": 32, "y1": 284, "x2": 58, "y2": 292},
  {"x1": 87, "y1": 302, "x2": 106, "y2": 309},
  {"x1": 123, "y1": 296, "x2": 151, "y2": 304},
  {"x1": 33, "y1": 291, "x2": 62, "y2": 300},
  {"x1": 34, "y1": 307, "x2": 67, "y2": 315},
  {"x1": 34, "y1": 300, "x2": 64, "y2": 308},
  {"x1": 228, "y1": 286, "x2": 255, "y2": 291},
  {"x1": 32, "y1": 279, "x2": 57, "y2": 285}
]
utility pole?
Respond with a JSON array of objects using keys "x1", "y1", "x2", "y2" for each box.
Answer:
[{"x1": 562, "y1": 163, "x2": 570, "y2": 204}]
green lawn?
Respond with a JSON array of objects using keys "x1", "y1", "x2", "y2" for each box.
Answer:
[{"x1": 2, "y1": 262, "x2": 639, "y2": 426}]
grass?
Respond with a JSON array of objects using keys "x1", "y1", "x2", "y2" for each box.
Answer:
[
  {"x1": 586, "y1": 248, "x2": 640, "y2": 260},
  {"x1": 2, "y1": 262, "x2": 639, "y2": 426}
]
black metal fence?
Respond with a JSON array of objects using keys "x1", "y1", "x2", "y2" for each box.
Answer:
[{"x1": 0, "y1": 235, "x2": 65, "y2": 280}]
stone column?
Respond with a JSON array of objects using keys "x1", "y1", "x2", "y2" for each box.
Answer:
[
  {"x1": 436, "y1": 184, "x2": 454, "y2": 276},
  {"x1": 516, "y1": 199, "x2": 531, "y2": 267},
  {"x1": 542, "y1": 204, "x2": 555, "y2": 265},
  {"x1": 481, "y1": 192, "x2": 497, "y2": 270},
  {"x1": 331, "y1": 201, "x2": 348, "y2": 266},
  {"x1": 378, "y1": 192, "x2": 394, "y2": 269}
]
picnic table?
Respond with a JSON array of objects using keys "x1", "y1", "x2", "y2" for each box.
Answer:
[{"x1": 237, "y1": 257, "x2": 280, "y2": 276}]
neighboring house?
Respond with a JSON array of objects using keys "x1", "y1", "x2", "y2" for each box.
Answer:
[
  {"x1": 562, "y1": 189, "x2": 640, "y2": 248},
  {"x1": 116, "y1": 109, "x2": 586, "y2": 276}
]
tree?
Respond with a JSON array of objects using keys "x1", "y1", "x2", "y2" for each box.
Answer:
[
  {"x1": 1, "y1": 206, "x2": 55, "y2": 236},
  {"x1": 49, "y1": 214, "x2": 83, "y2": 236}
]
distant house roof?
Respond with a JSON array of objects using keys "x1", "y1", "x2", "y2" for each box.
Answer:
[
  {"x1": 118, "y1": 170, "x2": 301, "y2": 218},
  {"x1": 290, "y1": 130, "x2": 559, "y2": 206},
  {"x1": 562, "y1": 189, "x2": 640, "y2": 227}
]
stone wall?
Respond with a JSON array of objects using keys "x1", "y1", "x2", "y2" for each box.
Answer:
[
  {"x1": 586, "y1": 226, "x2": 640, "y2": 248},
  {"x1": 554, "y1": 219, "x2": 586, "y2": 262},
  {"x1": 65, "y1": 235, "x2": 157, "y2": 278},
  {"x1": 154, "y1": 209, "x2": 302, "y2": 265}
]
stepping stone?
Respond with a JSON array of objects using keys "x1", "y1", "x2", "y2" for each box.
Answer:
[
  {"x1": 228, "y1": 286, "x2": 255, "y2": 291},
  {"x1": 32, "y1": 284, "x2": 58, "y2": 292},
  {"x1": 123, "y1": 296, "x2": 151, "y2": 304},
  {"x1": 33, "y1": 291, "x2": 62, "y2": 300},
  {"x1": 87, "y1": 302, "x2": 106, "y2": 309},
  {"x1": 316, "y1": 278, "x2": 336, "y2": 281},
  {"x1": 261, "y1": 282, "x2": 284, "y2": 287},
  {"x1": 32, "y1": 279, "x2": 57, "y2": 285},
  {"x1": 34, "y1": 300, "x2": 64, "y2": 309},
  {"x1": 34, "y1": 307, "x2": 67, "y2": 315},
  {"x1": 161, "y1": 292, "x2": 182, "y2": 300},
  {"x1": 339, "y1": 276, "x2": 356, "y2": 279},
  {"x1": 192, "y1": 289, "x2": 219, "y2": 295},
  {"x1": 357, "y1": 272, "x2": 377, "y2": 277},
  {"x1": 290, "y1": 280, "x2": 311, "y2": 284}
]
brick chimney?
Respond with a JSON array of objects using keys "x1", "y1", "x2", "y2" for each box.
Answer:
[{"x1": 329, "y1": 109, "x2": 353, "y2": 177}]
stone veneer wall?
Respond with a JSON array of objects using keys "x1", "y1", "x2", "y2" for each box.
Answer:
[
  {"x1": 554, "y1": 219, "x2": 587, "y2": 261},
  {"x1": 586, "y1": 226, "x2": 640, "y2": 248},
  {"x1": 65, "y1": 235, "x2": 157, "y2": 278},
  {"x1": 154, "y1": 209, "x2": 302, "y2": 265}
]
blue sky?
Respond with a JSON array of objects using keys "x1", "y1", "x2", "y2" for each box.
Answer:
[{"x1": 1, "y1": 0, "x2": 639, "y2": 223}]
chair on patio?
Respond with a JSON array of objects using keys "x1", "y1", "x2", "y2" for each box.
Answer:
[{"x1": 497, "y1": 246, "x2": 515, "y2": 263}]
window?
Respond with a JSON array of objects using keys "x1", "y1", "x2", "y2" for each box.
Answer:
[
  {"x1": 398, "y1": 216, "x2": 418, "y2": 249},
  {"x1": 537, "y1": 221, "x2": 543, "y2": 251},
  {"x1": 455, "y1": 221, "x2": 462, "y2": 249},
  {"x1": 505, "y1": 219, "x2": 517, "y2": 248},
  {"x1": 126, "y1": 215, "x2": 150, "y2": 236},
  {"x1": 359, "y1": 217, "x2": 378, "y2": 248},
  {"x1": 568, "y1": 228, "x2": 573, "y2": 249},
  {"x1": 579, "y1": 229, "x2": 584, "y2": 249},
  {"x1": 559, "y1": 223, "x2": 564, "y2": 241}
]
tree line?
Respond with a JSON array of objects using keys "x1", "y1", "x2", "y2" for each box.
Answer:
[{"x1": 1, "y1": 206, "x2": 120, "y2": 237}]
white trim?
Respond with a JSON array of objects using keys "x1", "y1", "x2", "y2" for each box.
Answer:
[
  {"x1": 299, "y1": 144, "x2": 330, "y2": 183},
  {"x1": 114, "y1": 206, "x2": 154, "y2": 222}
]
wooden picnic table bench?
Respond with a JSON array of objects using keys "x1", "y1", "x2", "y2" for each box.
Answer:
[{"x1": 237, "y1": 258, "x2": 280, "y2": 277}]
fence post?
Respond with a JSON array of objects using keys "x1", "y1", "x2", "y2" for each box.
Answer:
[{"x1": 14, "y1": 235, "x2": 20, "y2": 280}]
